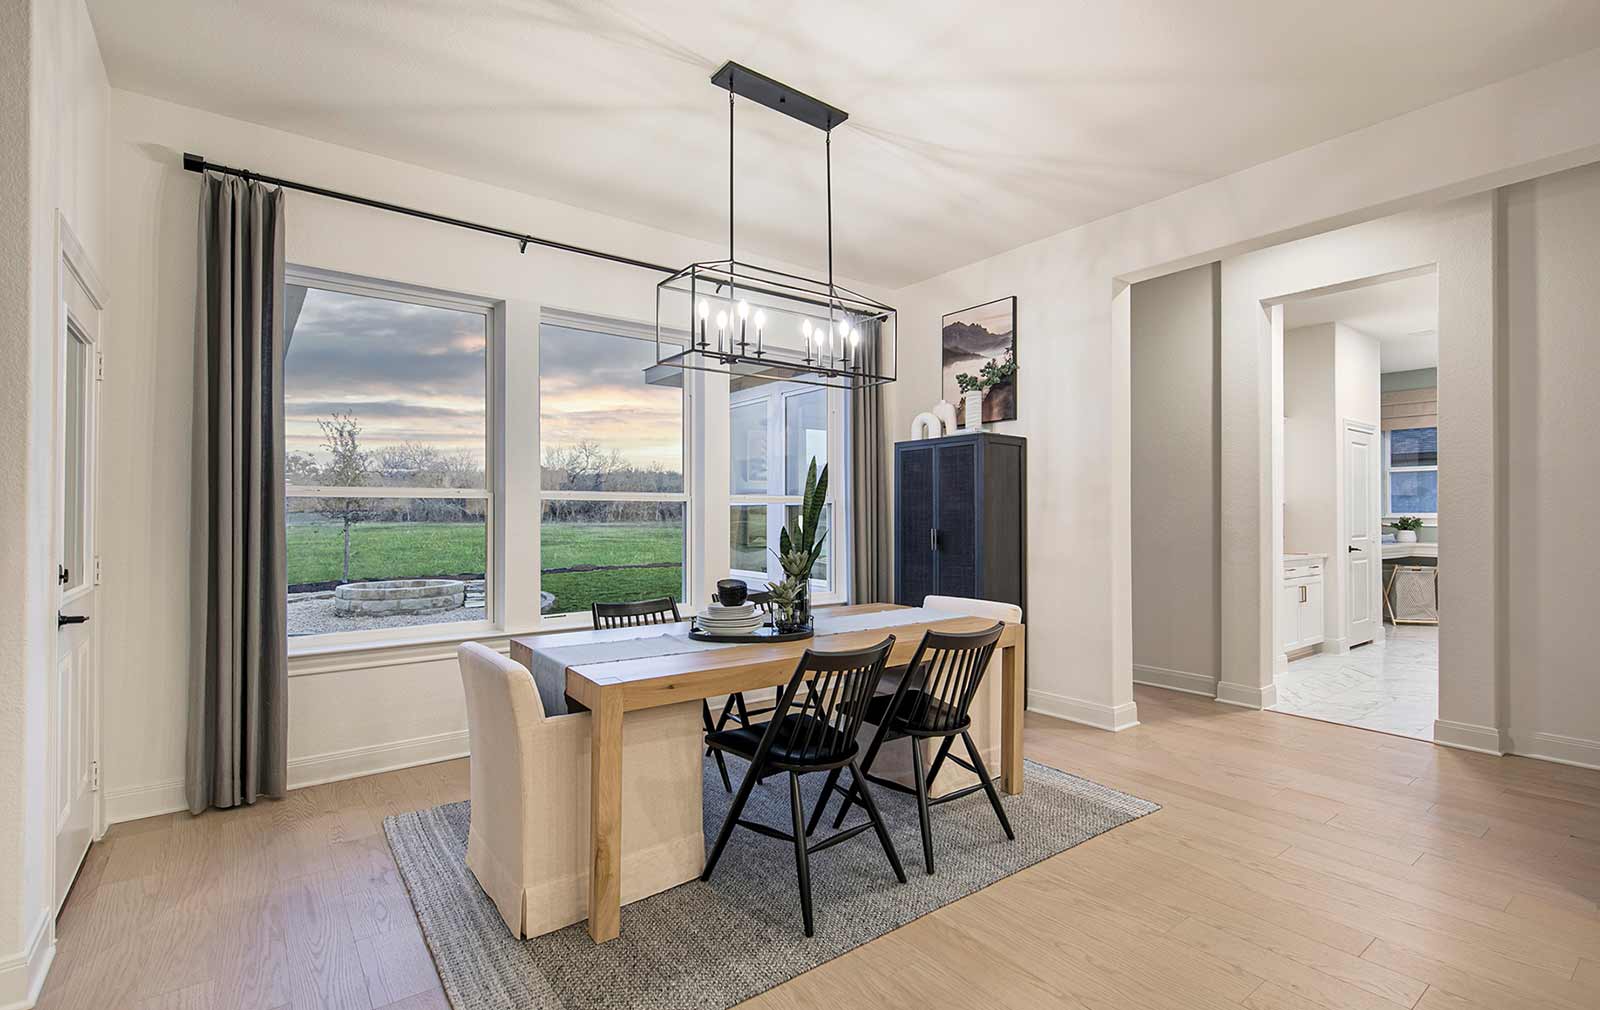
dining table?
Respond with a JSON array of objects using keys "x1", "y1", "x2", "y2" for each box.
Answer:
[{"x1": 509, "y1": 601, "x2": 1027, "y2": 943}]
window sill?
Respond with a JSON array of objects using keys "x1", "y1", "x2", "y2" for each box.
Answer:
[{"x1": 289, "y1": 613, "x2": 591, "y2": 677}]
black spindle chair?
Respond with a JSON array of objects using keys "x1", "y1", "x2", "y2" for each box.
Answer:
[
  {"x1": 701, "y1": 637, "x2": 907, "y2": 937},
  {"x1": 590, "y1": 598, "x2": 733, "y2": 792},
  {"x1": 812, "y1": 622, "x2": 1013, "y2": 874}
]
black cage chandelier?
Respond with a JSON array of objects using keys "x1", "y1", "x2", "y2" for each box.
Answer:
[{"x1": 647, "y1": 62, "x2": 896, "y2": 391}]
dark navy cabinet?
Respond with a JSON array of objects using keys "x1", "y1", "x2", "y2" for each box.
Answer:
[{"x1": 893, "y1": 432, "x2": 1027, "y2": 615}]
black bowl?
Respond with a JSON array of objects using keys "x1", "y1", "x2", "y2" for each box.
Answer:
[{"x1": 715, "y1": 579, "x2": 749, "y2": 607}]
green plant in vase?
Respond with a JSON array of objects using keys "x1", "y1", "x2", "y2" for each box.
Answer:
[
  {"x1": 767, "y1": 457, "x2": 828, "y2": 631},
  {"x1": 1389, "y1": 515, "x2": 1424, "y2": 543}
]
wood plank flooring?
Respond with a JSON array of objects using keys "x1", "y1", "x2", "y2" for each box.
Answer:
[{"x1": 41, "y1": 686, "x2": 1600, "y2": 1010}]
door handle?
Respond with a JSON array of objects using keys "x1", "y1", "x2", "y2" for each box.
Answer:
[
  {"x1": 929, "y1": 528, "x2": 938, "y2": 552},
  {"x1": 58, "y1": 613, "x2": 89, "y2": 627},
  {"x1": 1348, "y1": 546, "x2": 1359, "y2": 552}
]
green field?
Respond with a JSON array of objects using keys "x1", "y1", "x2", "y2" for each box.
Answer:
[{"x1": 285, "y1": 518, "x2": 684, "y2": 615}]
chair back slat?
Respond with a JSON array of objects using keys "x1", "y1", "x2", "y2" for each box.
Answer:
[
  {"x1": 761, "y1": 636, "x2": 895, "y2": 767},
  {"x1": 591, "y1": 597, "x2": 680, "y2": 629},
  {"x1": 892, "y1": 622, "x2": 1005, "y2": 735}
]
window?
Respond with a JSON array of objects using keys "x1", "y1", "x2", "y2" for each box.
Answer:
[
  {"x1": 539, "y1": 318, "x2": 687, "y2": 615},
  {"x1": 729, "y1": 379, "x2": 842, "y2": 596},
  {"x1": 1384, "y1": 426, "x2": 1438, "y2": 516},
  {"x1": 283, "y1": 270, "x2": 493, "y2": 639}
]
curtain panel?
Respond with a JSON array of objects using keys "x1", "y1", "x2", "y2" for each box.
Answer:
[
  {"x1": 187, "y1": 173, "x2": 290, "y2": 813},
  {"x1": 849, "y1": 325, "x2": 891, "y2": 603}
]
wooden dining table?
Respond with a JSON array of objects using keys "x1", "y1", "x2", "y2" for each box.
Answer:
[{"x1": 509, "y1": 602, "x2": 1027, "y2": 943}]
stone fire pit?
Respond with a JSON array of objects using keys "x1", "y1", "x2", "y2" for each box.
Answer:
[{"x1": 334, "y1": 579, "x2": 466, "y2": 617}]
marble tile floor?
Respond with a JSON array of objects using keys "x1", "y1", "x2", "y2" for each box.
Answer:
[{"x1": 1273, "y1": 623, "x2": 1438, "y2": 740}]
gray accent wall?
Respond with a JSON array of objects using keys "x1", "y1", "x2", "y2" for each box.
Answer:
[{"x1": 1381, "y1": 367, "x2": 1437, "y2": 392}]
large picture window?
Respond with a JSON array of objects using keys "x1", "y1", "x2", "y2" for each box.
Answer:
[
  {"x1": 538, "y1": 318, "x2": 688, "y2": 615},
  {"x1": 1384, "y1": 426, "x2": 1438, "y2": 516},
  {"x1": 729, "y1": 378, "x2": 841, "y2": 596},
  {"x1": 283, "y1": 270, "x2": 494, "y2": 640}
]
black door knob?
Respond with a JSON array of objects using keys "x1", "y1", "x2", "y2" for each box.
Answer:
[{"x1": 58, "y1": 613, "x2": 89, "y2": 627}]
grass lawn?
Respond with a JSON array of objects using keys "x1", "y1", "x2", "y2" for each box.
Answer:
[{"x1": 285, "y1": 517, "x2": 685, "y2": 616}]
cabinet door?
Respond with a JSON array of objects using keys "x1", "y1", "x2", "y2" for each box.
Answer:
[
  {"x1": 933, "y1": 441, "x2": 977, "y2": 597},
  {"x1": 896, "y1": 445, "x2": 937, "y2": 605},
  {"x1": 1280, "y1": 581, "x2": 1302, "y2": 654},
  {"x1": 1300, "y1": 578, "x2": 1325, "y2": 645}
]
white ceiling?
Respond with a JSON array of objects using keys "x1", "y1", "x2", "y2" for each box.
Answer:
[
  {"x1": 88, "y1": 1, "x2": 1600, "y2": 288},
  {"x1": 1283, "y1": 271, "x2": 1439, "y2": 372}
]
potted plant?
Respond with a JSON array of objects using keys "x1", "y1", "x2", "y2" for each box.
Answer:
[
  {"x1": 954, "y1": 348, "x2": 1017, "y2": 430},
  {"x1": 767, "y1": 458, "x2": 828, "y2": 633},
  {"x1": 1390, "y1": 516, "x2": 1424, "y2": 543}
]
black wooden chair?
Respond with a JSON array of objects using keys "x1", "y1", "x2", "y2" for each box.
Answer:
[
  {"x1": 590, "y1": 598, "x2": 732, "y2": 791},
  {"x1": 812, "y1": 622, "x2": 1013, "y2": 874},
  {"x1": 701, "y1": 637, "x2": 907, "y2": 937}
]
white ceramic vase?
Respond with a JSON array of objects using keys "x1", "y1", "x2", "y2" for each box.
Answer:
[
  {"x1": 962, "y1": 390, "x2": 985, "y2": 430},
  {"x1": 933, "y1": 399, "x2": 958, "y2": 435},
  {"x1": 1396, "y1": 530, "x2": 1418, "y2": 543}
]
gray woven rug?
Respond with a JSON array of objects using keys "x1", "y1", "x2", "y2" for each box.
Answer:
[{"x1": 385, "y1": 758, "x2": 1158, "y2": 1010}]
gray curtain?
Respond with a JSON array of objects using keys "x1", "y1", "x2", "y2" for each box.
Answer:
[
  {"x1": 849, "y1": 324, "x2": 891, "y2": 603},
  {"x1": 187, "y1": 173, "x2": 289, "y2": 813}
]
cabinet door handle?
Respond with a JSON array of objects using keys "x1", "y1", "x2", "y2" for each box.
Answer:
[
  {"x1": 1300, "y1": 585, "x2": 1307, "y2": 603},
  {"x1": 930, "y1": 528, "x2": 938, "y2": 552}
]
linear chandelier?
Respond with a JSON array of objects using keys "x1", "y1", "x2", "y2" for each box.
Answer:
[{"x1": 647, "y1": 62, "x2": 897, "y2": 391}]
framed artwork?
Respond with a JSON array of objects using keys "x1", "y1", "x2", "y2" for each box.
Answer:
[{"x1": 941, "y1": 296, "x2": 1017, "y2": 426}]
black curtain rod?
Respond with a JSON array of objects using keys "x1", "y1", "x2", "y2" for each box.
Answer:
[{"x1": 182, "y1": 152, "x2": 678, "y2": 275}]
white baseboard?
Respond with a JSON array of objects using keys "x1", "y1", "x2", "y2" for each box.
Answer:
[
  {"x1": 104, "y1": 777, "x2": 188, "y2": 824},
  {"x1": 1028, "y1": 689, "x2": 1139, "y2": 731},
  {"x1": 1433, "y1": 719, "x2": 1507, "y2": 756},
  {"x1": 105, "y1": 729, "x2": 471, "y2": 825},
  {"x1": 1215, "y1": 680, "x2": 1277, "y2": 710},
  {"x1": 1508, "y1": 728, "x2": 1600, "y2": 770},
  {"x1": 0, "y1": 913, "x2": 53, "y2": 1010},
  {"x1": 1132, "y1": 664, "x2": 1217, "y2": 698},
  {"x1": 288, "y1": 728, "x2": 469, "y2": 790}
]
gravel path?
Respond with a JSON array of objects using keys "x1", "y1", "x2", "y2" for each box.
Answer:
[{"x1": 288, "y1": 598, "x2": 487, "y2": 637}]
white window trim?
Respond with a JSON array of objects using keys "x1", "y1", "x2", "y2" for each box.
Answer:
[
  {"x1": 728, "y1": 380, "x2": 846, "y2": 604},
  {"x1": 537, "y1": 310, "x2": 693, "y2": 618},
  {"x1": 284, "y1": 266, "x2": 502, "y2": 655},
  {"x1": 1381, "y1": 427, "x2": 1439, "y2": 521}
]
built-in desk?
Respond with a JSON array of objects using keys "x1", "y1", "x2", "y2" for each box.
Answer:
[{"x1": 1382, "y1": 541, "x2": 1438, "y2": 560}]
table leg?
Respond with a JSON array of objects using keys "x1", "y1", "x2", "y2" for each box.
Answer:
[
  {"x1": 588, "y1": 688, "x2": 623, "y2": 942},
  {"x1": 1000, "y1": 636, "x2": 1025, "y2": 795}
]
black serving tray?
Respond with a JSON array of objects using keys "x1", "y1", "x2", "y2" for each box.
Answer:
[{"x1": 688, "y1": 625, "x2": 813, "y2": 644}]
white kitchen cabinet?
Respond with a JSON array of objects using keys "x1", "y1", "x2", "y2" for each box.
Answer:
[{"x1": 1281, "y1": 558, "x2": 1326, "y2": 656}]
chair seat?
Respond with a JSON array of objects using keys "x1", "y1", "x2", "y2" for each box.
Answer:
[
  {"x1": 863, "y1": 690, "x2": 971, "y2": 735},
  {"x1": 706, "y1": 713, "x2": 858, "y2": 768}
]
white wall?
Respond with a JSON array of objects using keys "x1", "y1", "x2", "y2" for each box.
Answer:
[
  {"x1": 1501, "y1": 161, "x2": 1600, "y2": 768},
  {"x1": 101, "y1": 90, "x2": 883, "y2": 821},
  {"x1": 1129, "y1": 263, "x2": 1219, "y2": 695},
  {"x1": 0, "y1": 0, "x2": 108, "y2": 1003},
  {"x1": 885, "y1": 48, "x2": 1600, "y2": 731}
]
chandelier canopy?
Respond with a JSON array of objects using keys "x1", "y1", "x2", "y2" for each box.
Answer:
[{"x1": 648, "y1": 62, "x2": 896, "y2": 391}]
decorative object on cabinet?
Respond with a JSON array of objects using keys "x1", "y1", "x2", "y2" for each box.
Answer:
[
  {"x1": 942, "y1": 296, "x2": 1017, "y2": 427},
  {"x1": 933, "y1": 398, "x2": 958, "y2": 435},
  {"x1": 911, "y1": 412, "x2": 942, "y2": 440},
  {"x1": 1389, "y1": 515, "x2": 1423, "y2": 543},
  {"x1": 893, "y1": 433, "x2": 1026, "y2": 614}
]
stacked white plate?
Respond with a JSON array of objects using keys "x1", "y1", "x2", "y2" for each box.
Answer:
[{"x1": 694, "y1": 601, "x2": 764, "y2": 636}]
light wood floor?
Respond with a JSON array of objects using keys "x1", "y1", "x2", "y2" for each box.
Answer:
[{"x1": 41, "y1": 687, "x2": 1600, "y2": 1010}]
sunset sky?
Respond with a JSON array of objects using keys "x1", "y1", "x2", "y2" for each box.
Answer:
[{"x1": 283, "y1": 286, "x2": 682, "y2": 475}]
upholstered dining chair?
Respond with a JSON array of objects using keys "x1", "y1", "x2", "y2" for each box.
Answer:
[
  {"x1": 701, "y1": 637, "x2": 907, "y2": 937},
  {"x1": 590, "y1": 597, "x2": 733, "y2": 791},
  {"x1": 456, "y1": 642, "x2": 704, "y2": 938}
]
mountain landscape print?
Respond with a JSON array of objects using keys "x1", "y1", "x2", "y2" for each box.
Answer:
[{"x1": 942, "y1": 296, "x2": 1017, "y2": 426}]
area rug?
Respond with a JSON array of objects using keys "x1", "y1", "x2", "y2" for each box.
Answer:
[{"x1": 385, "y1": 759, "x2": 1158, "y2": 1010}]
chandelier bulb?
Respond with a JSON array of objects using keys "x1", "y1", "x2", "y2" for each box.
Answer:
[
  {"x1": 716, "y1": 310, "x2": 728, "y2": 330},
  {"x1": 737, "y1": 300, "x2": 749, "y2": 320},
  {"x1": 754, "y1": 309, "x2": 767, "y2": 329},
  {"x1": 698, "y1": 299, "x2": 709, "y2": 320},
  {"x1": 801, "y1": 319, "x2": 813, "y2": 337}
]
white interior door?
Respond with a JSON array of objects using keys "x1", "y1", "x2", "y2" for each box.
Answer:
[
  {"x1": 54, "y1": 256, "x2": 101, "y2": 910},
  {"x1": 1343, "y1": 422, "x2": 1379, "y2": 647}
]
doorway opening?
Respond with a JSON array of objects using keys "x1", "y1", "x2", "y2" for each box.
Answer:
[{"x1": 1272, "y1": 270, "x2": 1439, "y2": 740}]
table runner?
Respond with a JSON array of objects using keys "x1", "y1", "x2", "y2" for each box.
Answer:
[{"x1": 525, "y1": 605, "x2": 987, "y2": 715}]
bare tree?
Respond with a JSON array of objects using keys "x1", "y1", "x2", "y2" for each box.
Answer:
[{"x1": 314, "y1": 412, "x2": 369, "y2": 582}]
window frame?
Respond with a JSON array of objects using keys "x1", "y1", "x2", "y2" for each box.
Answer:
[
  {"x1": 728, "y1": 380, "x2": 846, "y2": 603},
  {"x1": 283, "y1": 266, "x2": 501, "y2": 652},
  {"x1": 1382, "y1": 426, "x2": 1438, "y2": 520},
  {"x1": 536, "y1": 309, "x2": 693, "y2": 619}
]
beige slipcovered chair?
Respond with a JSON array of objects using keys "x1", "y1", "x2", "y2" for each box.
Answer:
[
  {"x1": 457, "y1": 642, "x2": 706, "y2": 938},
  {"x1": 867, "y1": 596, "x2": 1021, "y2": 797}
]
